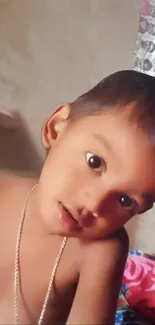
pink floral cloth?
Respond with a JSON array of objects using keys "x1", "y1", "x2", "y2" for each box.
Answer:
[
  {"x1": 116, "y1": 250, "x2": 155, "y2": 324},
  {"x1": 141, "y1": 0, "x2": 149, "y2": 17}
]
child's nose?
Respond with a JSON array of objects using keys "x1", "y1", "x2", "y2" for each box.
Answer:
[{"x1": 84, "y1": 187, "x2": 108, "y2": 216}]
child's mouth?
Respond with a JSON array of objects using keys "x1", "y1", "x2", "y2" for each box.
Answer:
[{"x1": 59, "y1": 203, "x2": 82, "y2": 231}]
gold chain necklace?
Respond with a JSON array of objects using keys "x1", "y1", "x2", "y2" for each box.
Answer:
[{"x1": 13, "y1": 184, "x2": 67, "y2": 325}]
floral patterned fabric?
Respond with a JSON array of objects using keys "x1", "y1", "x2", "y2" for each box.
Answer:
[
  {"x1": 115, "y1": 250, "x2": 155, "y2": 325},
  {"x1": 133, "y1": 0, "x2": 155, "y2": 76}
]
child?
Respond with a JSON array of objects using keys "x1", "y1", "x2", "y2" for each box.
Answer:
[{"x1": 0, "y1": 69, "x2": 155, "y2": 325}]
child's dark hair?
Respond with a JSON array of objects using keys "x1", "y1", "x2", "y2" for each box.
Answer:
[{"x1": 70, "y1": 70, "x2": 155, "y2": 141}]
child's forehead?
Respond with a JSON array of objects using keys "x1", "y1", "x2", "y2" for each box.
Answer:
[
  {"x1": 69, "y1": 113, "x2": 147, "y2": 158},
  {"x1": 70, "y1": 108, "x2": 137, "y2": 137},
  {"x1": 72, "y1": 103, "x2": 135, "y2": 126}
]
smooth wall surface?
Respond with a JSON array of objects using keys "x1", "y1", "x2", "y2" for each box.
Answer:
[{"x1": 0, "y1": 0, "x2": 141, "y2": 155}]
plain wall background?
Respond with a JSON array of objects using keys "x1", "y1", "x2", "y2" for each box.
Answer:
[
  {"x1": 1, "y1": 0, "x2": 155, "y2": 253},
  {"x1": 0, "y1": 0, "x2": 141, "y2": 156}
]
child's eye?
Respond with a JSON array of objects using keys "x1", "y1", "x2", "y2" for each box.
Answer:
[
  {"x1": 86, "y1": 152, "x2": 104, "y2": 171},
  {"x1": 118, "y1": 194, "x2": 137, "y2": 210}
]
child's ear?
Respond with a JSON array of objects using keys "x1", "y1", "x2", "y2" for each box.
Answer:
[{"x1": 42, "y1": 104, "x2": 71, "y2": 149}]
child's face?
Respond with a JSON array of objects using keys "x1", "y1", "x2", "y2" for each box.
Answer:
[{"x1": 39, "y1": 105, "x2": 155, "y2": 240}]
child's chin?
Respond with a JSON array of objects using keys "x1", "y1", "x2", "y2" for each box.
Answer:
[{"x1": 58, "y1": 226, "x2": 83, "y2": 238}]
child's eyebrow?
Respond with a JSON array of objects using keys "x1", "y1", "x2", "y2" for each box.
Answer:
[{"x1": 93, "y1": 133, "x2": 112, "y2": 151}]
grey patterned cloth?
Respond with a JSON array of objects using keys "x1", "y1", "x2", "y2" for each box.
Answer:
[{"x1": 133, "y1": 0, "x2": 155, "y2": 76}]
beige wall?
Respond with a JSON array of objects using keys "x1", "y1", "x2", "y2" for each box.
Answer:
[
  {"x1": 1, "y1": 0, "x2": 154, "y2": 253},
  {"x1": 0, "y1": 0, "x2": 141, "y2": 158}
]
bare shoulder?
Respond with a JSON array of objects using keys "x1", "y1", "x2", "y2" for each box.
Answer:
[
  {"x1": 0, "y1": 170, "x2": 15, "y2": 192},
  {"x1": 0, "y1": 170, "x2": 37, "y2": 208},
  {"x1": 0, "y1": 170, "x2": 36, "y2": 191},
  {"x1": 0, "y1": 170, "x2": 22, "y2": 192}
]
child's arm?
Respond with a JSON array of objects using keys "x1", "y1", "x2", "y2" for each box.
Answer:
[{"x1": 66, "y1": 228, "x2": 128, "y2": 325}]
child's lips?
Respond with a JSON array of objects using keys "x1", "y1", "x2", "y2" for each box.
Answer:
[
  {"x1": 60, "y1": 203, "x2": 93, "y2": 228},
  {"x1": 59, "y1": 203, "x2": 82, "y2": 231}
]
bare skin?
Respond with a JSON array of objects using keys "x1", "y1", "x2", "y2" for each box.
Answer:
[
  {"x1": 0, "y1": 104, "x2": 155, "y2": 324},
  {"x1": 0, "y1": 174, "x2": 128, "y2": 324}
]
